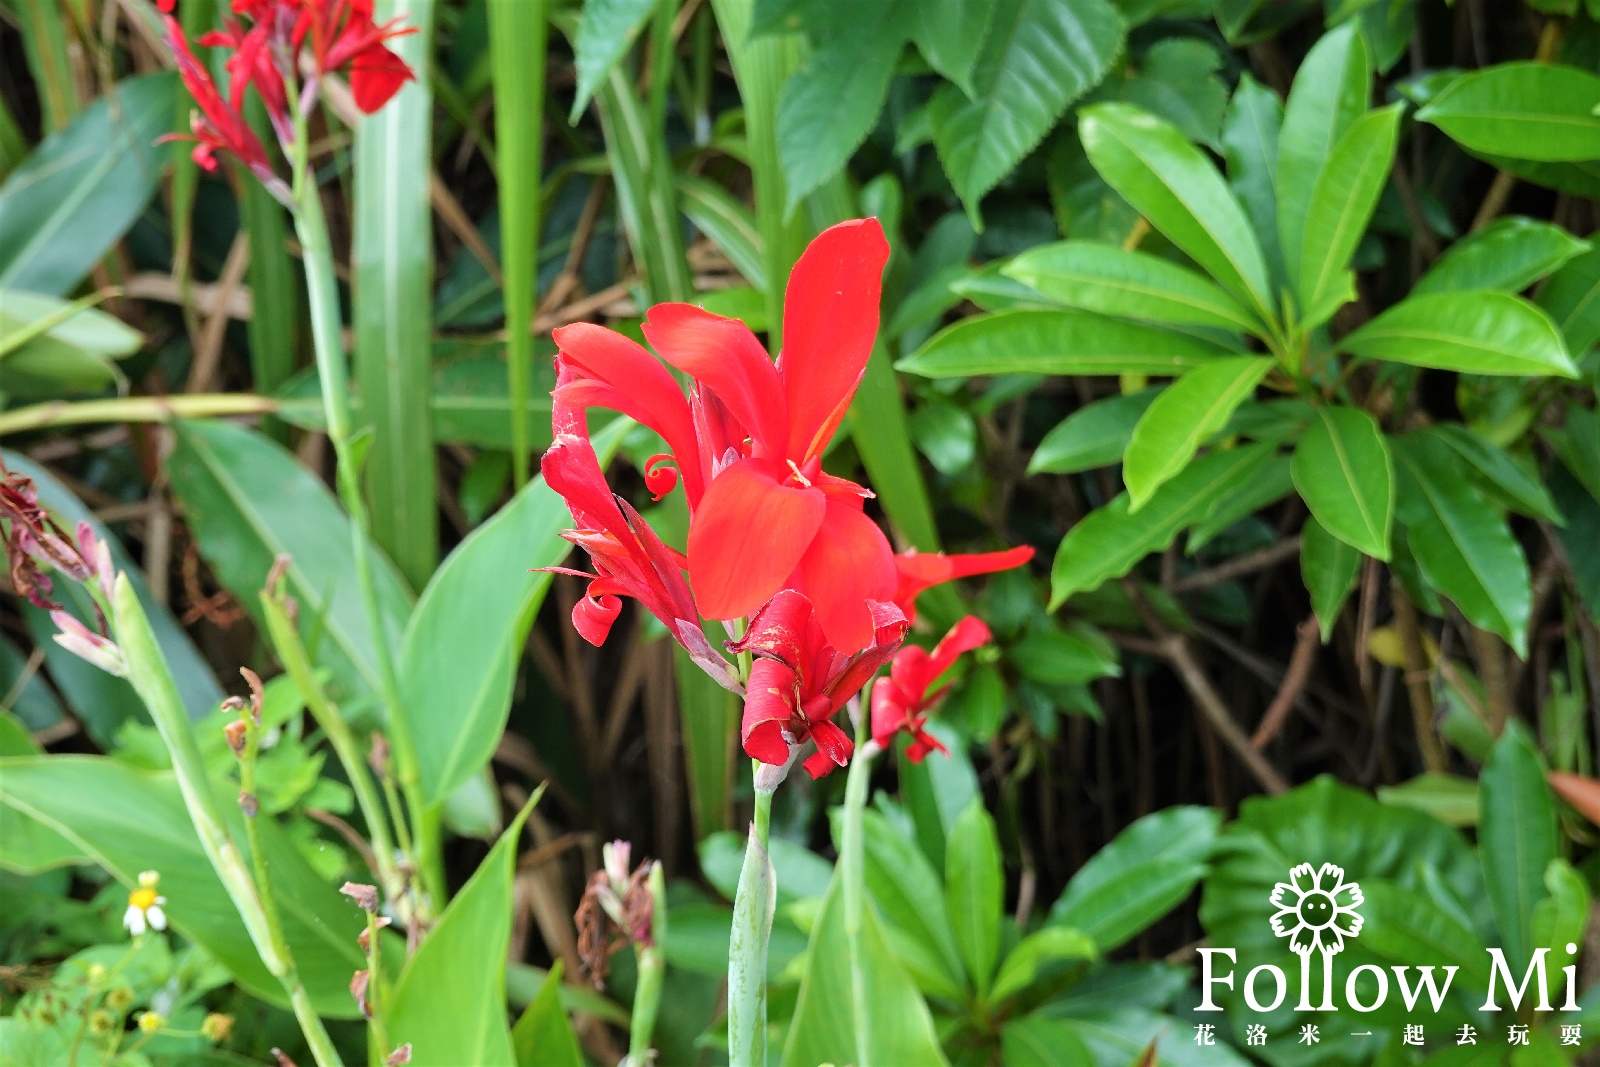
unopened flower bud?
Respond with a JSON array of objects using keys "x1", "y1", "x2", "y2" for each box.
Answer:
[
  {"x1": 238, "y1": 791, "x2": 258, "y2": 817},
  {"x1": 50, "y1": 611, "x2": 127, "y2": 677},
  {"x1": 138, "y1": 1010, "x2": 164, "y2": 1033},
  {"x1": 201, "y1": 1012, "x2": 234, "y2": 1042},
  {"x1": 89, "y1": 1010, "x2": 114, "y2": 1034}
]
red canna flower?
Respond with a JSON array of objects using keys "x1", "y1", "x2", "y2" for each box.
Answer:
[
  {"x1": 157, "y1": 8, "x2": 282, "y2": 193},
  {"x1": 892, "y1": 546, "x2": 1035, "y2": 623},
  {"x1": 552, "y1": 219, "x2": 896, "y2": 655},
  {"x1": 732, "y1": 589, "x2": 908, "y2": 779},
  {"x1": 871, "y1": 616, "x2": 992, "y2": 762},
  {"x1": 291, "y1": 0, "x2": 417, "y2": 114}
]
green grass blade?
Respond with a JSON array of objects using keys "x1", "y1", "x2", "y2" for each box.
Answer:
[
  {"x1": 241, "y1": 101, "x2": 298, "y2": 437},
  {"x1": 677, "y1": 173, "x2": 766, "y2": 289},
  {"x1": 353, "y1": 0, "x2": 440, "y2": 587},
  {"x1": 488, "y1": 0, "x2": 547, "y2": 488},
  {"x1": 15, "y1": 0, "x2": 78, "y2": 133}
]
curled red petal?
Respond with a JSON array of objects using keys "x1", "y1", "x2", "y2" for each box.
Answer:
[
  {"x1": 803, "y1": 720, "x2": 854, "y2": 779},
  {"x1": 742, "y1": 657, "x2": 798, "y2": 766},
  {"x1": 572, "y1": 582, "x2": 623, "y2": 645},
  {"x1": 892, "y1": 545, "x2": 1035, "y2": 620},
  {"x1": 687, "y1": 459, "x2": 825, "y2": 622},
  {"x1": 927, "y1": 615, "x2": 992, "y2": 677},
  {"x1": 349, "y1": 43, "x2": 415, "y2": 112},
  {"x1": 643, "y1": 454, "x2": 678, "y2": 502}
]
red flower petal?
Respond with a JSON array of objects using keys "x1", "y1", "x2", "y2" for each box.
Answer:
[
  {"x1": 349, "y1": 43, "x2": 414, "y2": 113},
  {"x1": 927, "y1": 615, "x2": 992, "y2": 677},
  {"x1": 572, "y1": 581, "x2": 623, "y2": 645},
  {"x1": 643, "y1": 303, "x2": 788, "y2": 458},
  {"x1": 892, "y1": 545, "x2": 1035, "y2": 619},
  {"x1": 743, "y1": 657, "x2": 798, "y2": 765},
  {"x1": 778, "y1": 218, "x2": 889, "y2": 463},
  {"x1": 803, "y1": 720, "x2": 854, "y2": 778},
  {"x1": 687, "y1": 459, "x2": 825, "y2": 622},
  {"x1": 795, "y1": 499, "x2": 895, "y2": 655}
]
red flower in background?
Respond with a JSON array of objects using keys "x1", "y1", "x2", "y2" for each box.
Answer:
[
  {"x1": 290, "y1": 0, "x2": 417, "y2": 113},
  {"x1": 732, "y1": 590, "x2": 907, "y2": 779},
  {"x1": 552, "y1": 219, "x2": 896, "y2": 655},
  {"x1": 892, "y1": 546, "x2": 1035, "y2": 622},
  {"x1": 871, "y1": 616, "x2": 993, "y2": 762},
  {"x1": 158, "y1": 7, "x2": 278, "y2": 185}
]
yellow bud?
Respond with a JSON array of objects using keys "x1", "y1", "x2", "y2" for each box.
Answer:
[
  {"x1": 137, "y1": 1010, "x2": 164, "y2": 1033},
  {"x1": 201, "y1": 1012, "x2": 235, "y2": 1042}
]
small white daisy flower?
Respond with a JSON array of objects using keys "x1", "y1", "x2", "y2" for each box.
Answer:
[
  {"x1": 123, "y1": 870, "x2": 167, "y2": 937},
  {"x1": 1268, "y1": 862, "x2": 1363, "y2": 956}
]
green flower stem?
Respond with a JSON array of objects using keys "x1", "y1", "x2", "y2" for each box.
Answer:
[
  {"x1": 728, "y1": 763, "x2": 780, "y2": 1067},
  {"x1": 623, "y1": 862, "x2": 667, "y2": 1067},
  {"x1": 112, "y1": 575, "x2": 343, "y2": 1067},
  {"x1": 0, "y1": 394, "x2": 276, "y2": 437},
  {"x1": 841, "y1": 704, "x2": 874, "y2": 1067},
  {"x1": 288, "y1": 108, "x2": 443, "y2": 913},
  {"x1": 260, "y1": 588, "x2": 400, "y2": 899}
]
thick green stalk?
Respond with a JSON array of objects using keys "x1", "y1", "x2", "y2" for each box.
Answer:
[
  {"x1": 113, "y1": 576, "x2": 343, "y2": 1067},
  {"x1": 242, "y1": 98, "x2": 300, "y2": 441},
  {"x1": 0, "y1": 394, "x2": 274, "y2": 436},
  {"x1": 728, "y1": 774, "x2": 777, "y2": 1067},
  {"x1": 624, "y1": 862, "x2": 667, "y2": 1066},
  {"x1": 487, "y1": 0, "x2": 547, "y2": 489},
  {"x1": 841, "y1": 708, "x2": 874, "y2": 1067}
]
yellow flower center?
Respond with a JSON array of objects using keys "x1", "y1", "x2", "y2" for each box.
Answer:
[{"x1": 129, "y1": 888, "x2": 158, "y2": 910}]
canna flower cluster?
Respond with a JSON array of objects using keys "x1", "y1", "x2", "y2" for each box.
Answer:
[
  {"x1": 542, "y1": 218, "x2": 1032, "y2": 780},
  {"x1": 156, "y1": 0, "x2": 415, "y2": 202}
]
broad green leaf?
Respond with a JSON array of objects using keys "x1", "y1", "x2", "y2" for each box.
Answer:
[
  {"x1": 1080, "y1": 102, "x2": 1274, "y2": 322},
  {"x1": 1003, "y1": 241, "x2": 1260, "y2": 333},
  {"x1": 1123, "y1": 356, "x2": 1272, "y2": 509},
  {"x1": 568, "y1": 0, "x2": 655, "y2": 121},
  {"x1": 909, "y1": 396, "x2": 976, "y2": 475},
  {"x1": 1478, "y1": 723, "x2": 1556, "y2": 973},
  {"x1": 1187, "y1": 450, "x2": 1293, "y2": 551},
  {"x1": 909, "y1": 0, "x2": 994, "y2": 95},
  {"x1": 389, "y1": 799, "x2": 535, "y2": 1065},
  {"x1": 1394, "y1": 433, "x2": 1531, "y2": 656},
  {"x1": 989, "y1": 927, "x2": 1096, "y2": 1006},
  {"x1": 1359, "y1": 879, "x2": 1493, "y2": 992},
  {"x1": 0, "y1": 288, "x2": 141, "y2": 361},
  {"x1": 401, "y1": 419, "x2": 628, "y2": 806},
  {"x1": 1289, "y1": 406, "x2": 1393, "y2": 560},
  {"x1": 1011, "y1": 626, "x2": 1121, "y2": 686},
  {"x1": 1028, "y1": 388, "x2": 1158, "y2": 475},
  {"x1": 1418, "y1": 63, "x2": 1600, "y2": 163},
  {"x1": 1531, "y1": 860, "x2": 1590, "y2": 988},
  {"x1": 1069, "y1": 1011, "x2": 1254, "y2": 1067},
  {"x1": 1050, "y1": 444, "x2": 1274, "y2": 607},
  {"x1": 0, "y1": 72, "x2": 174, "y2": 295},
  {"x1": 0, "y1": 710, "x2": 83, "y2": 873},
  {"x1": 930, "y1": 0, "x2": 1124, "y2": 221},
  {"x1": 999, "y1": 1017, "x2": 1094, "y2": 1067},
  {"x1": 167, "y1": 419, "x2": 413, "y2": 703},
  {"x1": 899, "y1": 308, "x2": 1229, "y2": 379},
  {"x1": 0, "y1": 756, "x2": 366, "y2": 1016},
  {"x1": 1537, "y1": 243, "x2": 1600, "y2": 356},
  {"x1": 897, "y1": 721, "x2": 979, "y2": 871},
  {"x1": 1298, "y1": 104, "x2": 1403, "y2": 328},
  {"x1": 779, "y1": 866, "x2": 949, "y2": 1067},
  {"x1": 1049, "y1": 806, "x2": 1218, "y2": 953},
  {"x1": 676, "y1": 174, "x2": 767, "y2": 290},
  {"x1": 1276, "y1": 23, "x2": 1370, "y2": 291},
  {"x1": 1376, "y1": 773, "x2": 1480, "y2": 828},
  {"x1": 1546, "y1": 407, "x2": 1600, "y2": 504},
  {"x1": 853, "y1": 342, "x2": 943, "y2": 549},
  {"x1": 859, "y1": 808, "x2": 966, "y2": 1000},
  {"x1": 1416, "y1": 217, "x2": 1590, "y2": 296},
  {"x1": 1220, "y1": 73, "x2": 1286, "y2": 287},
  {"x1": 1097, "y1": 38, "x2": 1229, "y2": 150},
  {"x1": 947, "y1": 798, "x2": 1003, "y2": 995},
  {"x1": 1427, "y1": 424, "x2": 1561, "y2": 524},
  {"x1": 1301, "y1": 515, "x2": 1361, "y2": 641},
  {"x1": 511, "y1": 959, "x2": 583, "y2": 1067},
  {"x1": 1340, "y1": 290, "x2": 1578, "y2": 378},
  {"x1": 699, "y1": 829, "x2": 834, "y2": 906}
]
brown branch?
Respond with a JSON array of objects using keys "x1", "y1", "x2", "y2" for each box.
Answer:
[
  {"x1": 1168, "y1": 537, "x2": 1302, "y2": 594},
  {"x1": 1392, "y1": 583, "x2": 1449, "y2": 772},
  {"x1": 1251, "y1": 616, "x2": 1321, "y2": 749}
]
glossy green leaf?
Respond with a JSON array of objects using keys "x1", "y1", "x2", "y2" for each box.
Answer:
[
  {"x1": 1027, "y1": 389, "x2": 1157, "y2": 475},
  {"x1": 1050, "y1": 444, "x2": 1274, "y2": 608},
  {"x1": 568, "y1": 0, "x2": 655, "y2": 121},
  {"x1": 1011, "y1": 626, "x2": 1121, "y2": 686},
  {"x1": 0, "y1": 289, "x2": 141, "y2": 361},
  {"x1": 1124, "y1": 356, "x2": 1272, "y2": 509},
  {"x1": 1546, "y1": 407, "x2": 1600, "y2": 504},
  {"x1": 1341, "y1": 290, "x2": 1579, "y2": 378},
  {"x1": 167, "y1": 419, "x2": 413, "y2": 703},
  {"x1": 1416, "y1": 217, "x2": 1590, "y2": 296},
  {"x1": 511, "y1": 959, "x2": 583, "y2": 1067},
  {"x1": 1394, "y1": 433, "x2": 1531, "y2": 656},
  {"x1": 1000, "y1": 1017, "x2": 1094, "y2": 1067},
  {"x1": 930, "y1": 0, "x2": 1124, "y2": 222},
  {"x1": 389, "y1": 799, "x2": 535, "y2": 1065},
  {"x1": 899, "y1": 308, "x2": 1229, "y2": 379},
  {"x1": 859, "y1": 808, "x2": 966, "y2": 1000},
  {"x1": 1080, "y1": 102, "x2": 1274, "y2": 322},
  {"x1": 401, "y1": 419, "x2": 628, "y2": 806},
  {"x1": 1536, "y1": 244, "x2": 1600, "y2": 356},
  {"x1": 1186, "y1": 450, "x2": 1293, "y2": 552},
  {"x1": 0, "y1": 72, "x2": 174, "y2": 296},
  {"x1": 1531, "y1": 860, "x2": 1590, "y2": 986},
  {"x1": 989, "y1": 927, "x2": 1096, "y2": 1005},
  {"x1": 1376, "y1": 773, "x2": 1480, "y2": 829},
  {"x1": 909, "y1": 0, "x2": 993, "y2": 95},
  {"x1": 1100, "y1": 38, "x2": 1229, "y2": 150},
  {"x1": 1221, "y1": 73, "x2": 1285, "y2": 286},
  {"x1": 1427, "y1": 424, "x2": 1562, "y2": 524},
  {"x1": 1298, "y1": 104, "x2": 1403, "y2": 328},
  {"x1": 0, "y1": 710, "x2": 83, "y2": 874},
  {"x1": 1479, "y1": 723, "x2": 1556, "y2": 973},
  {"x1": 1301, "y1": 515, "x2": 1360, "y2": 641},
  {"x1": 1290, "y1": 405, "x2": 1393, "y2": 560},
  {"x1": 1003, "y1": 241, "x2": 1259, "y2": 333},
  {"x1": 0, "y1": 756, "x2": 366, "y2": 1016},
  {"x1": 897, "y1": 721, "x2": 980, "y2": 872},
  {"x1": 947, "y1": 798, "x2": 1003, "y2": 995},
  {"x1": 1276, "y1": 23, "x2": 1370, "y2": 291},
  {"x1": 1418, "y1": 63, "x2": 1600, "y2": 163}
]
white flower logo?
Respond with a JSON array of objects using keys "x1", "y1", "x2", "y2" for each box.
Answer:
[{"x1": 1269, "y1": 862, "x2": 1363, "y2": 957}]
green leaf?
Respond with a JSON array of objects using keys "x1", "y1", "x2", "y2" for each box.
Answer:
[
  {"x1": 677, "y1": 645, "x2": 740, "y2": 841},
  {"x1": 1289, "y1": 405, "x2": 1393, "y2": 560},
  {"x1": 1531, "y1": 859, "x2": 1590, "y2": 983},
  {"x1": 1478, "y1": 723, "x2": 1557, "y2": 973},
  {"x1": 1536, "y1": 243, "x2": 1600, "y2": 356},
  {"x1": 1027, "y1": 388, "x2": 1158, "y2": 475},
  {"x1": 989, "y1": 927, "x2": 1096, "y2": 1005},
  {"x1": 1427, "y1": 424, "x2": 1562, "y2": 524},
  {"x1": 0, "y1": 72, "x2": 174, "y2": 295},
  {"x1": 1341, "y1": 290, "x2": 1579, "y2": 378},
  {"x1": 676, "y1": 174, "x2": 767, "y2": 290},
  {"x1": 568, "y1": 0, "x2": 655, "y2": 121},
  {"x1": 0, "y1": 288, "x2": 141, "y2": 361},
  {"x1": 859, "y1": 808, "x2": 967, "y2": 1000},
  {"x1": 779, "y1": 866, "x2": 949, "y2": 1067},
  {"x1": 1011, "y1": 626, "x2": 1121, "y2": 686},
  {"x1": 0, "y1": 756, "x2": 366, "y2": 1016},
  {"x1": 1221, "y1": 73, "x2": 1286, "y2": 288},
  {"x1": 947, "y1": 798, "x2": 1003, "y2": 996},
  {"x1": 1276, "y1": 23, "x2": 1370, "y2": 292},
  {"x1": 999, "y1": 1017, "x2": 1094, "y2": 1067},
  {"x1": 1301, "y1": 515, "x2": 1361, "y2": 641},
  {"x1": 1003, "y1": 241, "x2": 1260, "y2": 333},
  {"x1": 389, "y1": 798, "x2": 535, "y2": 1065},
  {"x1": 899, "y1": 308, "x2": 1230, "y2": 379},
  {"x1": 930, "y1": 0, "x2": 1124, "y2": 223},
  {"x1": 0, "y1": 711, "x2": 83, "y2": 874},
  {"x1": 1098, "y1": 38, "x2": 1229, "y2": 150},
  {"x1": 897, "y1": 721, "x2": 980, "y2": 872},
  {"x1": 1123, "y1": 356, "x2": 1273, "y2": 509},
  {"x1": 511, "y1": 959, "x2": 583, "y2": 1067},
  {"x1": 1186, "y1": 450, "x2": 1293, "y2": 552},
  {"x1": 1418, "y1": 62, "x2": 1600, "y2": 162},
  {"x1": 1298, "y1": 104, "x2": 1403, "y2": 329},
  {"x1": 1394, "y1": 433, "x2": 1532, "y2": 656},
  {"x1": 1547, "y1": 407, "x2": 1600, "y2": 504},
  {"x1": 909, "y1": 0, "x2": 993, "y2": 95},
  {"x1": 1416, "y1": 217, "x2": 1590, "y2": 296},
  {"x1": 852, "y1": 342, "x2": 943, "y2": 549},
  {"x1": 1048, "y1": 806, "x2": 1218, "y2": 953},
  {"x1": 1376, "y1": 773, "x2": 1480, "y2": 828},
  {"x1": 909, "y1": 396, "x2": 976, "y2": 476},
  {"x1": 1080, "y1": 102, "x2": 1274, "y2": 323},
  {"x1": 728, "y1": 825, "x2": 776, "y2": 1067},
  {"x1": 167, "y1": 419, "x2": 413, "y2": 703},
  {"x1": 401, "y1": 419, "x2": 628, "y2": 806},
  {"x1": 1050, "y1": 444, "x2": 1274, "y2": 608}
]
